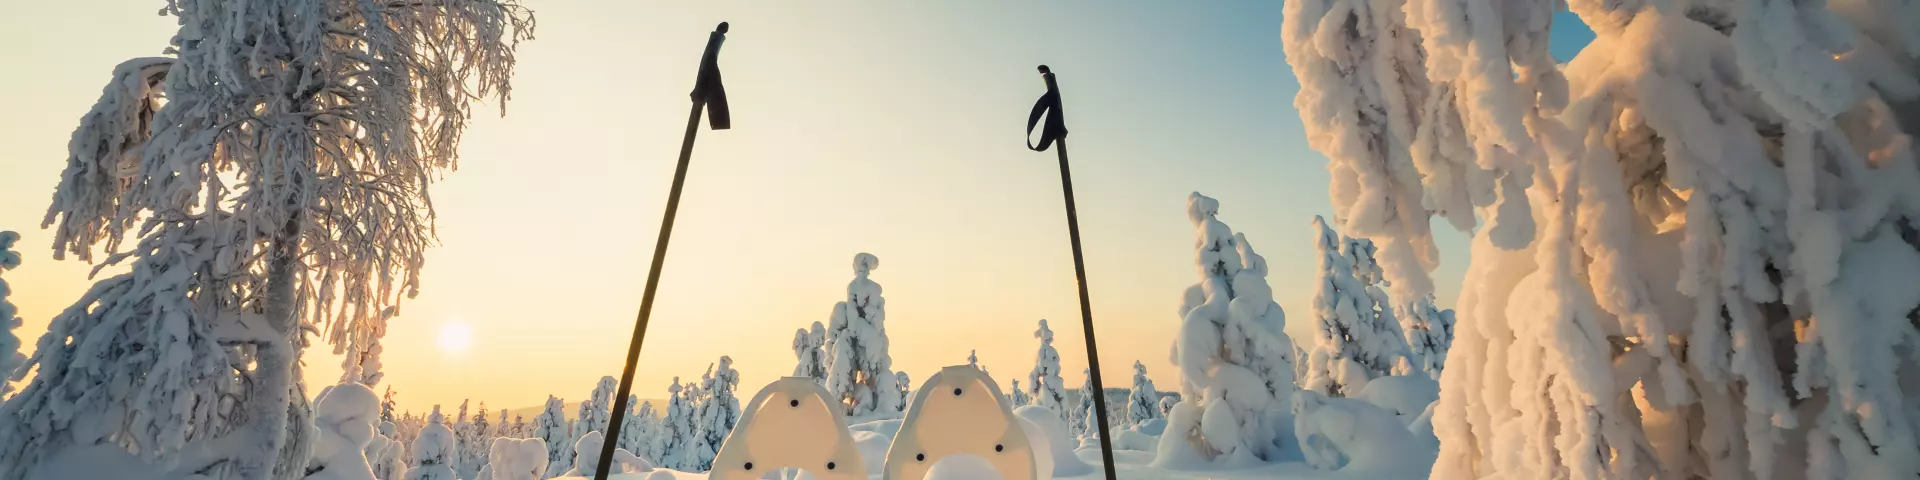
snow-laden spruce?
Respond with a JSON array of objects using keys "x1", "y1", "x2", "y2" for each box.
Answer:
[
  {"x1": 616, "y1": 396, "x2": 660, "y2": 466},
  {"x1": 1, "y1": 1, "x2": 533, "y2": 478},
  {"x1": 1072, "y1": 368, "x2": 1097, "y2": 438},
  {"x1": 405, "y1": 407, "x2": 458, "y2": 480},
  {"x1": 657, "y1": 378, "x2": 697, "y2": 471},
  {"x1": 1397, "y1": 293, "x2": 1454, "y2": 379},
  {"x1": 0, "y1": 232, "x2": 22, "y2": 397},
  {"x1": 1009, "y1": 379, "x2": 1032, "y2": 407},
  {"x1": 573, "y1": 376, "x2": 618, "y2": 440},
  {"x1": 792, "y1": 321, "x2": 828, "y2": 383},
  {"x1": 1126, "y1": 361, "x2": 1163, "y2": 426},
  {"x1": 457, "y1": 402, "x2": 495, "y2": 479},
  {"x1": 531, "y1": 396, "x2": 572, "y2": 478},
  {"x1": 1028, "y1": 319, "x2": 1071, "y2": 420},
  {"x1": 1303, "y1": 217, "x2": 1411, "y2": 396},
  {"x1": 693, "y1": 357, "x2": 741, "y2": 471},
  {"x1": 1159, "y1": 193, "x2": 1300, "y2": 465},
  {"x1": 1282, "y1": 0, "x2": 1920, "y2": 475},
  {"x1": 824, "y1": 253, "x2": 904, "y2": 419}
]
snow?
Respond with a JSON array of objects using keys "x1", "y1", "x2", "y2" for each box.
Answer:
[
  {"x1": 1348, "y1": 376, "x2": 1438, "y2": 424},
  {"x1": 533, "y1": 396, "x2": 575, "y2": 477},
  {"x1": 1303, "y1": 218, "x2": 1411, "y2": 397},
  {"x1": 1014, "y1": 405, "x2": 1096, "y2": 477},
  {"x1": 1027, "y1": 319, "x2": 1070, "y2": 420},
  {"x1": 405, "y1": 407, "x2": 459, "y2": 480},
  {"x1": 923, "y1": 454, "x2": 1003, "y2": 480},
  {"x1": 0, "y1": 231, "x2": 22, "y2": 397},
  {"x1": 1291, "y1": 391, "x2": 1433, "y2": 477}
]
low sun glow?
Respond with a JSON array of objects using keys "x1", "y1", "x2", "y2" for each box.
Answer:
[{"x1": 438, "y1": 321, "x2": 474, "y2": 354}]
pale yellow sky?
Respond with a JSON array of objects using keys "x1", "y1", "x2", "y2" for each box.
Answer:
[{"x1": 1, "y1": 1, "x2": 1468, "y2": 414}]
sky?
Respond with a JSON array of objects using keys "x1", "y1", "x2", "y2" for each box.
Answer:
[{"x1": 0, "y1": 2, "x2": 1594, "y2": 414}]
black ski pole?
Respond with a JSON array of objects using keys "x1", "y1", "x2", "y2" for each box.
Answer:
[
  {"x1": 1027, "y1": 64, "x2": 1118, "y2": 480},
  {"x1": 597, "y1": 22, "x2": 732, "y2": 480}
]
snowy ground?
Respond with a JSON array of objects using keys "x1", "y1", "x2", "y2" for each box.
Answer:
[{"x1": 551, "y1": 447, "x2": 1408, "y2": 480}]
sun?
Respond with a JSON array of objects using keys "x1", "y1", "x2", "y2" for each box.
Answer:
[{"x1": 438, "y1": 321, "x2": 474, "y2": 354}]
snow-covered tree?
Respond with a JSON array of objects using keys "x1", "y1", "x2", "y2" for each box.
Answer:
[
  {"x1": 693, "y1": 357, "x2": 741, "y2": 472},
  {"x1": 823, "y1": 253, "x2": 903, "y2": 419},
  {"x1": 510, "y1": 415, "x2": 526, "y2": 440},
  {"x1": 380, "y1": 388, "x2": 399, "y2": 427},
  {"x1": 405, "y1": 407, "x2": 457, "y2": 480},
  {"x1": 530, "y1": 396, "x2": 571, "y2": 478},
  {"x1": 894, "y1": 371, "x2": 913, "y2": 412},
  {"x1": 658, "y1": 378, "x2": 696, "y2": 471},
  {"x1": 573, "y1": 376, "x2": 617, "y2": 439},
  {"x1": 1162, "y1": 193, "x2": 1299, "y2": 463},
  {"x1": 1009, "y1": 379, "x2": 1032, "y2": 407},
  {"x1": 1126, "y1": 361, "x2": 1162, "y2": 425},
  {"x1": 1028, "y1": 319, "x2": 1069, "y2": 418},
  {"x1": 492, "y1": 409, "x2": 511, "y2": 439},
  {"x1": 0, "y1": 232, "x2": 22, "y2": 397},
  {"x1": 792, "y1": 321, "x2": 828, "y2": 383},
  {"x1": 1303, "y1": 217, "x2": 1410, "y2": 396},
  {"x1": 1282, "y1": 0, "x2": 1920, "y2": 475},
  {"x1": 486, "y1": 437, "x2": 546, "y2": 480},
  {"x1": 1, "y1": 1, "x2": 534, "y2": 477},
  {"x1": 1071, "y1": 368, "x2": 1096, "y2": 437},
  {"x1": 1397, "y1": 294, "x2": 1454, "y2": 379},
  {"x1": 617, "y1": 397, "x2": 660, "y2": 465},
  {"x1": 457, "y1": 403, "x2": 492, "y2": 479}
]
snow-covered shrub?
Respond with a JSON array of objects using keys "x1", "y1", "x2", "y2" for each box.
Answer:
[
  {"x1": 1282, "y1": 0, "x2": 1920, "y2": 474},
  {"x1": 404, "y1": 407, "x2": 458, "y2": 480},
  {"x1": 457, "y1": 403, "x2": 494, "y2": 479},
  {"x1": 1009, "y1": 379, "x2": 1032, "y2": 407},
  {"x1": 1292, "y1": 390, "x2": 1432, "y2": 476},
  {"x1": 1126, "y1": 361, "x2": 1162, "y2": 425},
  {"x1": 1028, "y1": 319, "x2": 1070, "y2": 419},
  {"x1": 1164, "y1": 193, "x2": 1300, "y2": 464},
  {"x1": 531, "y1": 396, "x2": 572, "y2": 477},
  {"x1": 1349, "y1": 375, "x2": 1439, "y2": 426},
  {"x1": 307, "y1": 384, "x2": 381, "y2": 480},
  {"x1": 0, "y1": 231, "x2": 21, "y2": 397},
  {"x1": 894, "y1": 371, "x2": 912, "y2": 413},
  {"x1": 1072, "y1": 368, "x2": 1096, "y2": 437},
  {"x1": 486, "y1": 437, "x2": 547, "y2": 480},
  {"x1": 792, "y1": 321, "x2": 828, "y2": 382},
  {"x1": 1303, "y1": 218, "x2": 1410, "y2": 396},
  {"x1": 823, "y1": 253, "x2": 903, "y2": 419}
]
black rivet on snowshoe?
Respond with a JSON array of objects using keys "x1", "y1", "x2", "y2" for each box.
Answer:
[
  {"x1": 744, "y1": 462, "x2": 754, "y2": 471},
  {"x1": 995, "y1": 444, "x2": 1004, "y2": 452},
  {"x1": 790, "y1": 399, "x2": 799, "y2": 407},
  {"x1": 953, "y1": 388, "x2": 963, "y2": 396},
  {"x1": 916, "y1": 453, "x2": 926, "y2": 462},
  {"x1": 827, "y1": 462, "x2": 837, "y2": 470}
]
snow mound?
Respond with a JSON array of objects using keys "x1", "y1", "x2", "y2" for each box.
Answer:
[
  {"x1": 924, "y1": 454, "x2": 1005, "y2": 480},
  {"x1": 1350, "y1": 376, "x2": 1439, "y2": 424},
  {"x1": 1292, "y1": 390, "x2": 1432, "y2": 476},
  {"x1": 308, "y1": 383, "x2": 381, "y2": 480},
  {"x1": 1014, "y1": 405, "x2": 1092, "y2": 477},
  {"x1": 1131, "y1": 418, "x2": 1167, "y2": 437},
  {"x1": 853, "y1": 430, "x2": 893, "y2": 475}
]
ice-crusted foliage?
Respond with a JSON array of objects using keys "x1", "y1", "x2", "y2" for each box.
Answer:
[
  {"x1": 530, "y1": 396, "x2": 570, "y2": 478},
  {"x1": 1029, "y1": 319, "x2": 1070, "y2": 418},
  {"x1": 1304, "y1": 217, "x2": 1411, "y2": 396},
  {"x1": 457, "y1": 403, "x2": 492, "y2": 479},
  {"x1": 1284, "y1": 0, "x2": 1920, "y2": 474},
  {"x1": 1398, "y1": 294, "x2": 1455, "y2": 379},
  {"x1": 824, "y1": 253, "x2": 902, "y2": 419},
  {"x1": 1072, "y1": 368, "x2": 1096, "y2": 437},
  {"x1": 0, "y1": 232, "x2": 23, "y2": 397},
  {"x1": 792, "y1": 321, "x2": 828, "y2": 383},
  {"x1": 1164, "y1": 193, "x2": 1299, "y2": 464},
  {"x1": 11, "y1": 1, "x2": 533, "y2": 477},
  {"x1": 894, "y1": 370, "x2": 912, "y2": 412},
  {"x1": 1010, "y1": 379, "x2": 1032, "y2": 407},
  {"x1": 1127, "y1": 361, "x2": 1163, "y2": 425},
  {"x1": 305, "y1": 384, "x2": 379, "y2": 480}
]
